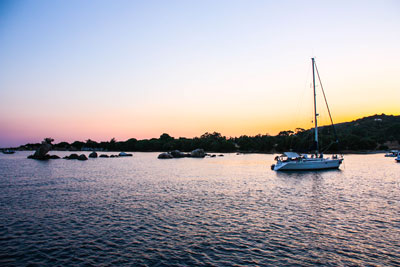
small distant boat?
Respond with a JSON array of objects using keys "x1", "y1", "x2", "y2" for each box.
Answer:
[
  {"x1": 272, "y1": 58, "x2": 343, "y2": 171},
  {"x1": 2, "y1": 149, "x2": 15, "y2": 154},
  {"x1": 119, "y1": 152, "x2": 133, "y2": 157},
  {"x1": 385, "y1": 150, "x2": 399, "y2": 157}
]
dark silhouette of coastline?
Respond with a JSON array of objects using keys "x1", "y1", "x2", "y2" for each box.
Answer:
[{"x1": 6, "y1": 114, "x2": 400, "y2": 153}]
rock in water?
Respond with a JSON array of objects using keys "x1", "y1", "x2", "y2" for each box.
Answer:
[
  {"x1": 33, "y1": 138, "x2": 53, "y2": 158},
  {"x1": 158, "y1": 152, "x2": 173, "y2": 159},
  {"x1": 28, "y1": 154, "x2": 51, "y2": 160},
  {"x1": 78, "y1": 154, "x2": 88, "y2": 160},
  {"x1": 28, "y1": 138, "x2": 55, "y2": 160},
  {"x1": 64, "y1": 153, "x2": 87, "y2": 160},
  {"x1": 99, "y1": 154, "x2": 109, "y2": 158},
  {"x1": 191, "y1": 149, "x2": 205, "y2": 158},
  {"x1": 170, "y1": 150, "x2": 185, "y2": 158},
  {"x1": 64, "y1": 153, "x2": 79, "y2": 160},
  {"x1": 89, "y1": 151, "x2": 98, "y2": 158}
]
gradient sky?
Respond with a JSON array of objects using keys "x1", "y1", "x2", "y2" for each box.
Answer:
[{"x1": 1, "y1": 0, "x2": 399, "y2": 147}]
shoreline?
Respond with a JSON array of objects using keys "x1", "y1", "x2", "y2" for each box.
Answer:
[{"x1": 4, "y1": 149, "x2": 388, "y2": 155}]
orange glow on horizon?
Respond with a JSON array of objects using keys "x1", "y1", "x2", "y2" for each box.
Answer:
[{"x1": 1, "y1": 109, "x2": 399, "y2": 147}]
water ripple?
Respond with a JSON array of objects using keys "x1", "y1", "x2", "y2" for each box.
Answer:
[{"x1": 0, "y1": 152, "x2": 400, "y2": 266}]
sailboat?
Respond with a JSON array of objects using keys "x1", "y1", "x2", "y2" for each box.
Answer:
[{"x1": 272, "y1": 58, "x2": 343, "y2": 171}]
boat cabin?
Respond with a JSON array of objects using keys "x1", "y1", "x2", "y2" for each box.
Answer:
[{"x1": 275, "y1": 152, "x2": 302, "y2": 162}]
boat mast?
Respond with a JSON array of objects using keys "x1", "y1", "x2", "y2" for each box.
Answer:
[{"x1": 312, "y1": 58, "x2": 319, "y2": 154}]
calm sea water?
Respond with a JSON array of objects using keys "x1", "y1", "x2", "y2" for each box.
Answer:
[{"x1": 0, "y1": 152, "x2": 399, "y2": 266}]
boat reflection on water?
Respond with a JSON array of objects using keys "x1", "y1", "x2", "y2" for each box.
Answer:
[{"x1": 274, "y1": 166, "x2": 342, "y2": 177}]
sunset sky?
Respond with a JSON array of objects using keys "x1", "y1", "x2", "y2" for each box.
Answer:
[{"x1": 1, "y1": 0, "x2": 399, "y2": 147}]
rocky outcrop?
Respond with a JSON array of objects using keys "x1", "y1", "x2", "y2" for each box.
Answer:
[
  {"x1": 191, "y1": 149, "x2": 205, "y2": 158},
  {"x1": 78, "y1": 154, "x2": 88, "y2": 160},
  {"x1": 33, "y1": 138, "x2": 53, "y2": 158},
  {"x1": 89, "y1": 151, "x2": 98, "y2": 158},
  {"x1": 170, "y1": 150, "x2": 190, "y2": 158},
  {"x1": 63, "y1": 153, "x2": 87, "y2": 160},
  {"x1": 28, "y1": 138, "x2": 59, "y2": 160},
  {"x1": 99, "y1": 154, "x2": 109, "y2": 158},
  {"x1": 158, "y1": 150, "x2": 191, "y2": 159},
  {"x1": 158, "y1": 152, "x2": 173, "y2": 159},
  {"x1": 158, "y1": 149, "x2": 207, "y2": 159},
  {"x1": 28, "y1": 154, "x2": 59, "y2": 160},
  {"x1": 64, "y1": 153, "x2": 79, "y2": 160}
]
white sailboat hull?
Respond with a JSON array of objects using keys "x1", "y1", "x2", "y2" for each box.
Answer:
[{"x1": 273, "y1": 158, "x2": 342, "y2": 171}]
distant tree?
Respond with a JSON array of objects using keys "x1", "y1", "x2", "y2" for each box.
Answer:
[
  {"x1": 71, "y1": 141, "x2": 85, "y2": 150},
  {"x1": 55, "y1": 142, "x2": 70, "y2": 148},
  {"x1": 124, "y1": 138, "x2": 137, "y2": 151},
  {"x1": 201, "y1": 132, "x2": 223, "y2": 140},
  {"x1": 278, "y1": 130, "x2": 294, "y2": 137},
  {"x1": 85, "y1": 139, "x2": 98, "y2": 148},
  {"x1": 44, "y1": 138, "x2": 54, "y2": 144},
  {"x1": 108, "y1": 138, "x2": 117, "y2": 151},
  {"x1": 378, "y1": 144, "x2": 389, "y2": 150},
  {"x1": 160, "y1": 133, "x2": 173, "y2": 141}
]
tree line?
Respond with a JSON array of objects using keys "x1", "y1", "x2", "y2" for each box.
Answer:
[{"x1": 19, "y1": 114, "x2": 400, "y2": 153}]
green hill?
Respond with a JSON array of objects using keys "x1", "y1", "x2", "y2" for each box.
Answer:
[{"x1": 323, "y1": 114, "x2": 400, "y2": 151}]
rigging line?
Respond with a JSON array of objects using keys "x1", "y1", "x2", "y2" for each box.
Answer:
[
  {"x1": 321, "y1": 141, "x2": 335, "y2": 153},
  {"x1": 314, "y1": 62, "x2": 339, "y2": 143}
]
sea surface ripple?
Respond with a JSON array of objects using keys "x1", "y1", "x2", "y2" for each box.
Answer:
[{"x1": 0, "y1": 152, "x2": 399, "y2": 266}]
